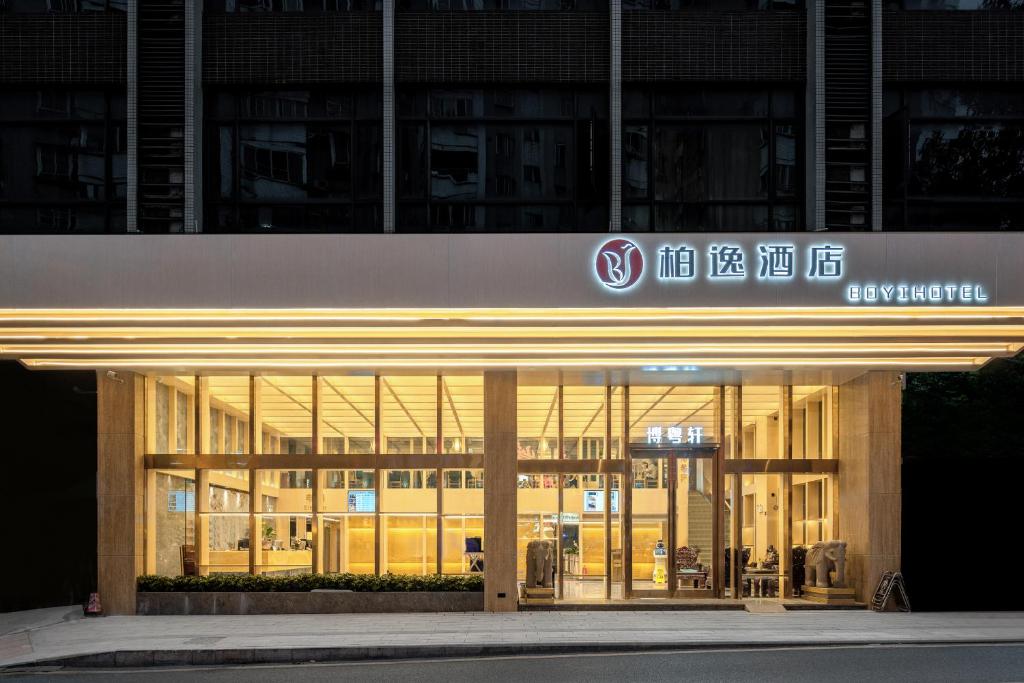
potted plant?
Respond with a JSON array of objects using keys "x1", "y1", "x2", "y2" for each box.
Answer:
[{"x1": 262, "y1": 521, "x2": 276, "y2": 550}]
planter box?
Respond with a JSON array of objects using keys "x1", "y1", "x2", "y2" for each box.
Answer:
[{"x1": 136, "y1": 591, "x2": 484, "y2": 615}]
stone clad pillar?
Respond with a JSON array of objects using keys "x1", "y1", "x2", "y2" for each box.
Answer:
[
  {"x1": 97, "y1": 370, "x2": 146, "y2": 615},
  {"x1": 837, "y1": 371, "x2": 902, "y2": 603},
  {"x1": 484, "y1": 371, "x2": 518, "y2": 612}
]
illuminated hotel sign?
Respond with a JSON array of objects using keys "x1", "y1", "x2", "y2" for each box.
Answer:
[{"x1": 594, "y1": 238, "x2": 990, "y2": 305}]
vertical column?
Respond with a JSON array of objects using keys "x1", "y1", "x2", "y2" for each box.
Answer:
[
  {"x1": 779, "y1": 385, "x2": 794, "y2": 598},
  {"x1": 871, "y1": 0, "x2": 883, "y2": 231},
  {"x1": 603, "y1": 382, "x2": 612, "y2": 600},
  {"x1": 97, "y1": 371, "x2": 145, "y2": 615},
  {"x1": 373, "y1": 374, "x2": 382, "y2": 574},
  {"x1": 837, "y1": 371, "x2": 902, "y2": 603},
  {"x1": 731, "y1": 386, "x2": 743, "y2": 599},
  {"x1": 556, "y1": 376, "x2": 564, "y2": 597},
  {"x1": 621, "y1": 384, "x2": 632, "y2": 597},
  {"x1": 731, "y1": 474, "x2": 743, "y2": 599},
  {"x1": 195, "y1": 376, "x2": 209, "y2": 575},
  {"x1": 126, "y1": 0, "x2": 138, "y2": 232},
  {"x1": 483, "y1": 371, "x2": 518, "y2": 612},
  {"x1": 312, "y1": 375, "x2": 323, "y2": 574},
  {"x1": 249, "y1": 376, "x2": 262, "y2": 455},
  {"x1": 184, "y1": 0, "x2": 202, "y2": 232},
  {"x1": 608, "y1": 0, "x2": 622, "y2": 231},
  {"x1": 713, "y1": 386, "x2": 725, "y2": 598},
  {"x1": 806, "y1": 0, "x2": 825, "y2": 229},
  {"x1": 436, "y1": 374, "x2": 443, "y2": 576},
  {"x1": 382, "y1": 0, "x2": 395, "y2": 233}
]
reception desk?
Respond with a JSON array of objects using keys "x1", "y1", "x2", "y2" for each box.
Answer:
[{"x1": 207, "y1": 549, "x2": 313, "y2": 575}]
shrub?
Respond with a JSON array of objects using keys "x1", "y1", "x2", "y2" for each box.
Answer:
[{"x1": 137, "y1": 573, "x2": 484, "y2": 593}]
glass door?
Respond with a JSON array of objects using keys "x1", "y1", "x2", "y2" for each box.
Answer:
[{"x1": 628, "y1": 446, "x2": 719, "y2": 598}]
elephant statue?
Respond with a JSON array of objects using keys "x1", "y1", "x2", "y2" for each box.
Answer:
[
  {"x1": 804, "y1": 540, "x2": 847, "y2": 588},
  {"x1": 526, "y1": 539, "x2": 555, "y2": 588}
]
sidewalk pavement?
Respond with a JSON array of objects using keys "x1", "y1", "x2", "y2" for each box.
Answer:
[{"x1": 2, "y1": 607, "x2": 1024, "y2": 669}]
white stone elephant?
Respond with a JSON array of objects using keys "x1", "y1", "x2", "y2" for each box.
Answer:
[
  {"x1": 804, "y1": 540, "x2": 847, "y2": 588},
  {"x1": 526, "y1": 539, "x2": 554, "y2": 588}
]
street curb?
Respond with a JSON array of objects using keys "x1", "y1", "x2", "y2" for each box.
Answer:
[{"x1": 8, "y1": 639, "x2": 1024, "y2": 670}]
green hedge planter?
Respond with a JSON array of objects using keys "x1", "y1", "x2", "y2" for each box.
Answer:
[{"x1": 137, "y1": 573, "x2": 484, "y2": 593}]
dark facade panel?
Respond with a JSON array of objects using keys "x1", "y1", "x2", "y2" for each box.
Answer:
[
  {"x1": 0, "y1": 15, "x2": 126, "y2": 84},
  {"x1": 824, "y1": 2, "x2": 871, "y2": 231},
  {"x1": 622, "y1": 12, "x2": 806, "y2": 82},
  {"x1": 396, "y1": 12, "x2": 609, "y2": 83},
  {"x1": 138, "y1": 0, "x2": 186, "y2": 233},
  {"x1": 884, "y1": 10, "x2": 1024, "y2": 82},
  {"x1": 203, "y1": 14, "x2": 383, "y2": 84}
]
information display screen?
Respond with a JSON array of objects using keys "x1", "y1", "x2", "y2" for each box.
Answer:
[
  {"x1": 347, "y1": 490, "x2": 376, "y2": 513},
  {"x1": 582, "y1": 489, "x2": 619, "y2": 513}
]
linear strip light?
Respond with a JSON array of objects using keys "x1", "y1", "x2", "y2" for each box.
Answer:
[
  {"x1": 1, "y1": 342, "x2": 1013, "y2": 356},
  {"x1": 3, "y1": 307, "x2": 1024, "y2": 322},
  {"x1": 22, "y1": 356, "x2": 989, "y2": 369},
  {"x1": 3, "y1": 325, "x2": 1024, "y2": 341}
]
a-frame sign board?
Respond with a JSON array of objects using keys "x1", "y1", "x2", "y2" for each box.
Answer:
[{"x1": 870, "y1": 570, "x2": 911, "y2": 612}]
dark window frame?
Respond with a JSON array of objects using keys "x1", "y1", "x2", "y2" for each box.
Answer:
[
  {"x1": 883, "y1": 86, "x2": 1024, "y2": 230},
  {"x1": 396, "y1": 85, "x2": 610, "y2": 232},
  {"x1": 621, "y1": 84, "x2": 803, "y2": 232},
  {"x1": 204, "y1": 86, "x2": 384, "y2": 233},
  {"x1": 0, "y1": 87, "x2": 126, "y2": 234}
]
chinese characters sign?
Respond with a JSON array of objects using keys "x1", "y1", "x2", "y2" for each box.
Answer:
[
  {"x1": 594, "y1": 238, "x2": 990, "y2": 305},
  {"x1": 655, "y1": 242, "x2": 844, "y2": 282},
  {"x1": 646, "y1": 425, "x2": 703, "y2": 445}
]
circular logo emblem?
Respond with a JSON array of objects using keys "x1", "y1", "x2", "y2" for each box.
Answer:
[{"x1": 595, "y1": 238, "x2": 644, "y2": 290}]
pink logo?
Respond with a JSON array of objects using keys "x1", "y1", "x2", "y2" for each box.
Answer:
[{"x1": 595, "y1": 239, "x2": 643, "y2": 290}]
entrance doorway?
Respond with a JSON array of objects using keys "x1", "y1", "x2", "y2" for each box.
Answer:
[{"x1": 628, "y1": 445, "x2": 721, "y2": 598}]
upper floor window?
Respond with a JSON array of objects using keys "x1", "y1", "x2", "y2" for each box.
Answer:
[
  {"x1": 0, "y1": 89, "x2": 126, "y2": 233},
  {"x1": 398, "y1": 0, "x2": 603, "y2": 9},
  {"x1": 887, "y1": 1, "x2": 1024, "y2": 9},
  {"x1": 622, "y1": 88, "x2": 802, "y2": 232},
  {"x1": 883, "y1": 88, "x2": 1024, "y2": 230},
  {"x1": 397, "y1": 87, "x2": 608, "y2": 232},
  {"x1": 0, "y1": 0, "x2": 125, "y2": 11},
  {"x1": 206, "y1": 89, "x2": 382, "y2": 233},
  {"x1": 623, "y1": 0, "x2": 801, "y2": 9},
  {"x1": 205, "y1": 0, "x2": 381, "y2": 10}
]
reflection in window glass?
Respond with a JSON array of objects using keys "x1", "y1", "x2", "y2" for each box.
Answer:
[
  {"x1": 398, "y1": 0, "x2": 603, "y2": 8},
  {"x1": 884, "y1": 88, "x2": 1024, "y2": 230},
  {"x1": 397, "y1": 88, "x2": 607, "y2": 231},
  {"x1": 205, "y1": 0, "x2": 381, "y2": 10},
  {"x1": 623, "y1": 88, "x2": 800, "y2": 231},
  {"x1": 206, "y1": 90, "x2": 382, "y2": 233},
  {"x1": 888, "y1": 1, "x2": 1023, "y2": 8},
  {"x1": 624, "y1": 0, "x2": 799, "y2": 7}
]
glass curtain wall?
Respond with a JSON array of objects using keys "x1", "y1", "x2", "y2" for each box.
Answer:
[
  {"x1": 206, "y1": 89, "x2": 383, "y2": 232},
  {"x1": 0, "y1": 88, "x2": 127, "y2": 233},
  {"x1": 622, "y1": 88, "x2": 801, "y2": 231},
  {"x1": 396, "y1": 88, "x2": 609, "y2": 231},
  {"x1": 883, "y1": 87, "x2": 1024, "y2": 230},
  {"x1": 145, "y1": 373, "x2": 483, "y2": 577}
]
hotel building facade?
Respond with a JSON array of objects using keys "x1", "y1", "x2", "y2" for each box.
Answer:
[{"x1": 1, "y1": 1, "x2": 1023, "y2": 614}]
